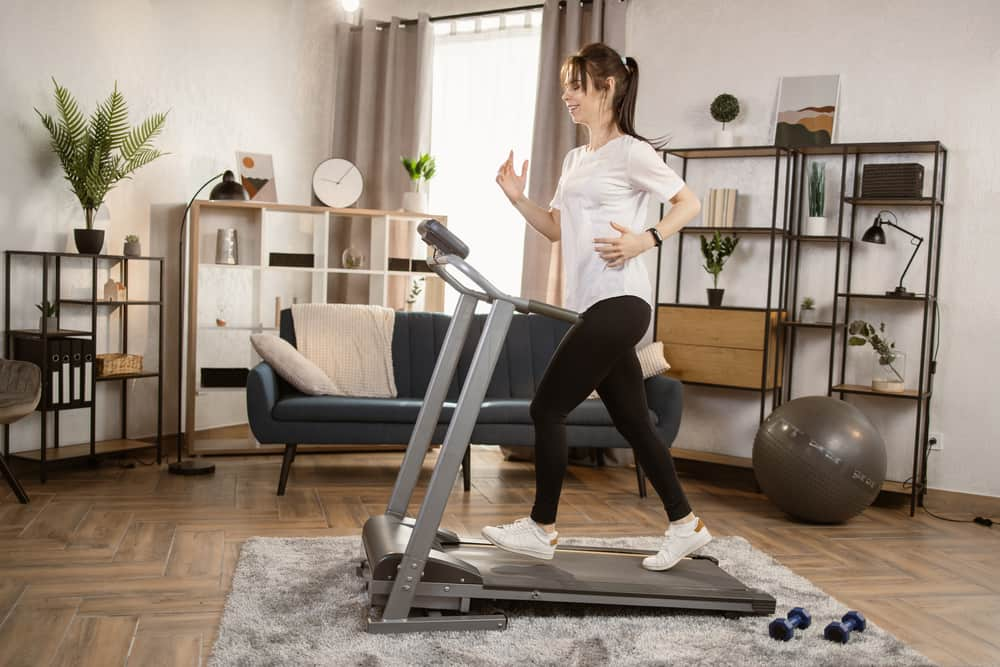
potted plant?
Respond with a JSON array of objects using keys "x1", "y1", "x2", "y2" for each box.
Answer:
[
  {"x1": 124, "y1": 234, "x2": 141, "y2": 257},
  {"x1": 848, "y1": 319, "x2": 906, "y2": 392},
  {"x1": 35, "y1": 301, "x2": 58, "y2": 332},
  {"x1": 404, "y1": 276, "x2": 425, "y2": 312},
  {"x1": 35, "y1": 79, "x2": 168, "y2": 254},
  {"x1": 400, "y1": 153, "x2": 437, "y2": 213},
  {"x1": 710, "y1": 93, "x2": 740, "y2": 147},
  {"x1": 807, "y1": 162, "x2": 826, "y2": 232},
  {"x1": 799, "y1": 296, "x2": 817, "y2": 323},
  {"x1": 700, "y1": 230, "x2": 739, "y2": 307}
]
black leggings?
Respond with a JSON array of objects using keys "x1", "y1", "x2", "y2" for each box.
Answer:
[{"x1": 529, "y1": 295, "x2": 692, "y2": 525}]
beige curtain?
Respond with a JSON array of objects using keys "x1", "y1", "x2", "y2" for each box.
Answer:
[
  {"x1": 519, "y1": 0, "x2": 628, "y2": 306},
  {"x1": 328, "y1": 14, "x2": 433, "y2": 307},
  {"x1": 508, "y1": 0, "x2": 633, "y2": 468}
]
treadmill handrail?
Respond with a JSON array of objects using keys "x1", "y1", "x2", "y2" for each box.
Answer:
[{"x1": 428, "y1": 250, "x2": 580, "y2": 324}]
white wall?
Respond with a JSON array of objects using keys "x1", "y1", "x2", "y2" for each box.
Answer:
[
  {"x1": 628, "y1": 0, "x2": 1000, "y2": 497},
  {"x1": 1, "y1": 0, "x2": 343, "y2": 451},
  {"x1": 372, "y1": 0, "x2": 999, "y2": 498},
  {"x1": 4, "y1": 0, "x2": 996, "y2": 497}
]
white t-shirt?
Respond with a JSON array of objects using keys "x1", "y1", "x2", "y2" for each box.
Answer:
[{"x1": 549, "y1": 134, "x2": 685, "y2": 314}]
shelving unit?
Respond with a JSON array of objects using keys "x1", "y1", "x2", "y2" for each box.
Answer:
[
  {"x1": 778, "y1": 140, "x2": 947, "y2": 515},
  {"x1": 3, "y1": 251, "x2": 164, "y2": 481},
  {"x1": 654, "y1": 145, "x2": 794, "y2": 423},
  {"x1": 654, "y1": 141, "x2": 947, "y2": 510},
  {"x1": 185, "y1": 200, "x2": 448, "y2": 455}
]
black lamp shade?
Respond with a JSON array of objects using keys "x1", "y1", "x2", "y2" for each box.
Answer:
[
  {"x1": 209, "y1": 170, "x2": 248, "y2": 200},
  {"x1": 861, "y1": 217, "x2": 886, "y2": 244}
]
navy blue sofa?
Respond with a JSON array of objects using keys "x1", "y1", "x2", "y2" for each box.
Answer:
[{"x1": 247, "y1": 309, "x2": 683, "y2": 496}]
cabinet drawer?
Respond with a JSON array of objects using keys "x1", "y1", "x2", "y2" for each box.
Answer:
[
  {"x1": 662, "y1": 343, "x2": 781, "y2": 389},
  {"x1": 656, "y1": 305, "x2": 781, "y2": 350}
]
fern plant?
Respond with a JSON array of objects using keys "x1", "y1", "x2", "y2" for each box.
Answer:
[
  {"x1": 809, "y1": 162, "x2": 825, "y2": 217},
  {"x1": 401, "y1": 153, "x2": 437, "y2": 193},
  {"x1": 700, "y1": 230, "x2": 739, "y2": 288},
  {"x1": 35, "y1": 78, "x2": 168, "y2": 228}
]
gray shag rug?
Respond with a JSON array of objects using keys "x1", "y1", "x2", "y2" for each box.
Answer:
[{"x1": 210, "y1": 535, "x2": 934, "y2": 667}]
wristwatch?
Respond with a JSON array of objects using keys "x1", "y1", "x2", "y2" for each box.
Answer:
[{"x1": 647, "y1": 227, "x2": 663, "y2": 248}]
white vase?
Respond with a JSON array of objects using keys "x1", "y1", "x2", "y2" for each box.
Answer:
[
  {"x1": 714, "y1": 128, "x2": 734, "y2": 147},
  {"x1": 401, "y1": 191, "x2": 428, "y2": 213},
  {"x1": 806, "y1": 216, "x2": 827, "y2": 234},
  {"x1": 799, "y1": 309, "x2": 817, "y2": 323}
]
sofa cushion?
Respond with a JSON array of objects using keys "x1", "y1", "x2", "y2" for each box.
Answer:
[
  {"x1": 478, "y1": 399, "x2": 659, "y2": 426},
  {"x1": 250, "y1": 334, "x2": 336, "y2": 396},
  {"x1": 273, "y1": 394, "x2": 458, "y2": 423}
]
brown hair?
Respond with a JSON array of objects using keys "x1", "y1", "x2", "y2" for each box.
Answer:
[{"x1": 560, "y1": 42, "x2": 668, "y2": 150}]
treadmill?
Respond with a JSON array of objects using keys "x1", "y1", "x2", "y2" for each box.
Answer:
[{"x1": 359, "y1": 219, "x2": 776, "y2": 633}]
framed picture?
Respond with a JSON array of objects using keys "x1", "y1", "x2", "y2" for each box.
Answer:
[
  {"x1": 236, "y1": 151, "x2": 278, "y2": 202},
  {"x1": 772, "y1": 75, "x2": 840, "y2": 147}
]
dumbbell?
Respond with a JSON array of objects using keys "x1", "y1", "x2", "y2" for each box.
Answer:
[
  {"x1": 768, "y1": 607, "x2": 812, "y2": 641},
  {"x1": 824, "y1": 611, "x2": 867, "y2": 644}
]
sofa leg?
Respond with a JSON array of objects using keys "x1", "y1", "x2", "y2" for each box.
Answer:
[
  {"x1": 462, "y1": 446, "x2": 471, "y2": 492},
  {"x1": 635, "y1": 463, "x2": 647, "y2": 498},
  {"x1": 278, "y1": 443, "x2": 297, "y2": 496}
]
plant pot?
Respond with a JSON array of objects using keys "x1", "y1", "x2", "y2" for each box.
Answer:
[
  {"x1": 39, "y1": 316, "x2": 58, "y2": 332},
  {"x1": 124, "y1": 240, "x2": 141, "y2": 257},
  {"x1": 872, "y1": 349, "x2": 906, "y2": 393},
  {"x1": 714, "y1": 128, "x2": 734, "y2": 147},
  {"x1": 806, "y1": 216, "x2": 827, "y2": 234},
  {"x1": 799, "y1": 308, "x2": 817, "y2": 323},
  {"x1": 401, "y1": 191, "x2": 428, "y2": 213},
  {"x1": 707, "y1": 288, "x2": 725, "y2": 307},
  {"x1": 74, "y1": 229, "x2": 105, "y2": 254}
]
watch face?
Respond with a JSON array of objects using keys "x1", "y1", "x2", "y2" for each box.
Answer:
[{"x1": 312, "y1": 158, "x2": 364, "y2": 208}]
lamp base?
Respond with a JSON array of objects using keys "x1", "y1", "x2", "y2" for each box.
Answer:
[
  {"x1": 886, "y1": 286, "x2": 916, "y2": 298},
  {"x1": 168, "y1": 460, "x2": 216, "y2": 476}
]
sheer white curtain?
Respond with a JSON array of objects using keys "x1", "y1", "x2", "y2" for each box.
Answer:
[{"x1": 429, "y1": 11, "x2": 543, "y2": 314}]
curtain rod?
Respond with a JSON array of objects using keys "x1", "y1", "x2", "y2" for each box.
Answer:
[{"x1": 387, "y1": 1, "x2": 595, "y2": 28}]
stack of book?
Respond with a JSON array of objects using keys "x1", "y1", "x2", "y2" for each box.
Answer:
[{"x1": 703, "y1": 188, "x2": 738, "y2": 227}]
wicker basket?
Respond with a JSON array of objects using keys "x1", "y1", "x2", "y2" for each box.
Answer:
[{"x1": 96, "y1": 353, "x2": 143, "y2": 377}]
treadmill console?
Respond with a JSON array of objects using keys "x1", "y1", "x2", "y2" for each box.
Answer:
[{"x1": 418, "y1": 219, "x2": 469, "y2": 259}]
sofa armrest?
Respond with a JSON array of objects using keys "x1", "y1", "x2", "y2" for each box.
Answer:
[
  {"x1": 247, "y1": 362, "x2": 283, "y2": 444},
  {"x1": 644, "y1": 375, "x2": 683, "y2": 448}
]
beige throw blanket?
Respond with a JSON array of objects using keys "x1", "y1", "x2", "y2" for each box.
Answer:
[{"x1": 290, "y1": 304, "x2": 397, "y2": 398}]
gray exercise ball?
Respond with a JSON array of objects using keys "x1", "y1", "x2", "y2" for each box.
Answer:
[{"x1": 752, "y1": 396, "x2": 887, "y2": 523}]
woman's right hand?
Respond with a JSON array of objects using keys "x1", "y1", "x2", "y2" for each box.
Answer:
[{"x1": 496, "y1": 149, "x2": 528, "y2": 204}]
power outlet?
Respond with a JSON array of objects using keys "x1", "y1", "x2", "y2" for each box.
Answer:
[{"x1": 928, "y1": 432, "x2": 943, "y2": 452}]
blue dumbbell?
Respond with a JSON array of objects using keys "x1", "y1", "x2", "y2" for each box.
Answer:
[
  {"x1": 768, "y1": 607, "x2": 812, "y2": 641},
  {"x1": 824, "y1": 611, "x2": 867, "y2": 644}
]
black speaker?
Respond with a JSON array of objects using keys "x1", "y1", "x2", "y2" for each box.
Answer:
[{"x1": 861, "y1": 163, "x2": 924, "y2": 198}]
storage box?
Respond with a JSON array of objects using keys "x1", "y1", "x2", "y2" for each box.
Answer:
[
  {"x1": 655, "y1": 305, "x2": 784, "y2": 389},
  {"x1": 96, "y1": 353, "x2": 143, "y2": 377},
  {"x1": 861, "y1": 163, "x2": 924, "y2": 198}
]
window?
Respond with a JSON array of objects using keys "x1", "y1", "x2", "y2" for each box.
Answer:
[{"x1": 429, "y1": 10, "x2": 543, "y2": 314}]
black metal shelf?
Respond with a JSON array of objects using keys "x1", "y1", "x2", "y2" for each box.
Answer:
[
  {"x1": 789, "y1": 234, "x2": 852, "y2": 243},
  {"x1": 844, "y1": 196, "x2": 941, "y2": 207},
  {"x1": 780, "y1": 321, "x2": 844, "y2": 329},
  {"x1": 60, "y1": 299, "x2": 162, "y2": 306},
  {"x1": 836, "y1": 292, "x2": 935, "y2": 302},
  {"x1": 832, "y1": 384, "x2": 931, "y2": 401},
  {"x1": 679, "y1": 226, "x2": 786, "y2": 237},
  {"x1": 3, "y1": 251, "x2": 165, "y2": 483}
]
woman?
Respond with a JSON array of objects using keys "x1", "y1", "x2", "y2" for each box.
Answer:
[{"x1": 482, "y1": 42, "x2": 707, "y2": 571}]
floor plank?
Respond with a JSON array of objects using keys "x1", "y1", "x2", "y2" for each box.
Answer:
[{"x1": 0, "y1": 445, "x2": 996, "y2": 666}]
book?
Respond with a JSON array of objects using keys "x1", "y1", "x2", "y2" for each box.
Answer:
[{"x1": 704, "y1": 188, "x2": 738, "y2": 227}]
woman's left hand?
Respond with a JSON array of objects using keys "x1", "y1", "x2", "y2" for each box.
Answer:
[{"x1": 594, "y1": 222, "x2": 649, "y2": 269}]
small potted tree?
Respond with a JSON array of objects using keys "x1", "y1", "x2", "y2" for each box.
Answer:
[
  {"x1": 124, "y1": 234, "x2": 141, "y2": 257},
  {"x1": 799, "y1": 296, "x2": 817, "y2": 323},
  {"x1": 710, "y1": 93, "x2": 740, "y2": 147},
  {"x1": 400, "y1": 153, "x2": 437, "y2": 213},
  {"x1": 848, "y1": 319, "x2": 905, "y2": 392},
  {"x1": 35, "y1": 79, "x2": 168, "y2": 254},
  {"x1": 807, "y1": 162, "x2": 827, "y2": 233},
  {"x1": 700, "y1": 230, "x2": 739, "y2": 307},
  {"x1": 35, "y1": 301, "x2": 58, "y2": 332}
]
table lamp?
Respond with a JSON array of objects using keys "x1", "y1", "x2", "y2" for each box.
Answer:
[{"x1": 860, "y1": 210, "x2": 923, "y2": 298}]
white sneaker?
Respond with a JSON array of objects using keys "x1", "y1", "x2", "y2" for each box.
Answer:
[
  {"x1": 481, "y1": 517, "x2": 558, "y2": 560},
  {"x1": 642, "y1": 517, "x2": 713, "y2": 571}
]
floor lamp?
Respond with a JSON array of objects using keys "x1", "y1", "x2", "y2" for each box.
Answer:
[{"x1": 169, "y1": 170, "x2": 246, "y2": 475}]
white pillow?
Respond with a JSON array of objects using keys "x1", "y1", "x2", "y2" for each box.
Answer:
[
  {"x1": 251, "y1": 334, "x2": 337, "y2": 396},
  {"x1": 586, "y1": 341, "x2": 671, "y2": 399}
]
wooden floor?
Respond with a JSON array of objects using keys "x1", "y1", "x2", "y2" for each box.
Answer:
[{"x1": 1, "y1": 446, "x2": 998, "y2": 666}]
